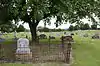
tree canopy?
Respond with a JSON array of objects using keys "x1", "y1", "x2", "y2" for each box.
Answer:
[
  {"x1": 8, "y1": 0, "x2": 100, "y2": 26},
  {"x1": 1, "y1": 0, "x2": 100, "y2": 42}
]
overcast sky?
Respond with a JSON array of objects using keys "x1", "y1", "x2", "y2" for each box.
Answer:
[
  {"x1": 22, "y1": 14, "x2": 100, "y2": 30},
  {"x1": 22, "y1": 18, "x2": 94, "y2": 30}
]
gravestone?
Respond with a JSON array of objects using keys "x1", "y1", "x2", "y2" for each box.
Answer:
[
  {"x1": 15, "y1": 38, "x2": 32, "y2": 61},
  {"x1": 92, "y1": 33, "x2": 100, "y2": 39},
  {"x1": 49, "y1": 36, "x2": 55, "y2": 39},
  {"x1": 71, "y1": 33, "x2": 74, "y2": 36},
  {"x1": 39, "y1": 34, "x2": 47, "y2": 39},
  {"x1": 83, "y1": 34, "x2": 88, "y2": 37}
]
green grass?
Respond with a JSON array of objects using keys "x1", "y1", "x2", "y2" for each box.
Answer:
[
  {"x1": 0, "y1": 63, "x2": 32, "y2": 66},
  {"x1": 72, "y1": 35, "x2": 100, "y2": 66},
  {"x1": 0, "y1": 62, "x2": 68, "y2": 66},
  {"x1": 1, "y1": 30, "x2": 100, "y2": 66},
  {"x1": 1, "y1": 40, "x2": 16, "y2": 44},
  {"x1": 39, "y1": 38, "x2": 61, "y2": 44}
]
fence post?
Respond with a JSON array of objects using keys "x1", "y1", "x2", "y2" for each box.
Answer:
[
  {"x1": 37, "y1": 36, "x2": 39, "y2": 45},
  {"x1": 48, "y1": 36, "x2": 51, "y2": 51},
  {"x1": 61, "y1": 36, "x2": 73, "y2": 64},
  {"x1": 66, "y1": 42, "x2": 71, "y2": 64}
]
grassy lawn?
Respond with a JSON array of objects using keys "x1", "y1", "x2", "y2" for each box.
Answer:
[
  {"x1": 0, "y1": 30, "x2": 100, "y2": 66},
  {"x1": 72, "y1": 35, "x2": 100, "y2": 66},
  {"x1": 0, "y1": 62, "x2": 69, "y2": 66},
  {"x1": 0, "y1": 63, "x2": 32, "y2": 66}
]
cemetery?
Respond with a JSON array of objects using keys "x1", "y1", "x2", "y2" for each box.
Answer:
[
  {"x1": 91, "y1": 33, "x2": 100, "y2": 39},
  {"x1": 0, "y1": 32, "x2": 74, "y2": 64},
  {"x1": 0, "y1": 30, "x2": 100, "y2": 66},
  {"x1": 1, "y1": 0, "x2": 100, "y2": 66}
]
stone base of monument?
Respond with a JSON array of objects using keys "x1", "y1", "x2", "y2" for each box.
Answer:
[{"x1": 15, "y1": 52, "x2": 32, "y2": 61}]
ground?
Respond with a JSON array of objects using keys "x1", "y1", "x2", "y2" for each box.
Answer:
[
  {"x1": 72, "y1": 35, "x2": 100, "y2": 66},
  {"x1": 0, "y1": 30, "x2": 100, "y2": 66}
]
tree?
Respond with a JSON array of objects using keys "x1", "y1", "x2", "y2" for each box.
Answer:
[
  {"x1": 7, "y1": 0, "x2": 100, "y2": 43},
  {"x1": 8, "y1": 0, "x2": 60, "y2": 42},
  {"x1": 0, "y1": 0, "x2": 10, "y2": 23},
  {"x1": 16, "y1": 25, "x2": 26, "y2": 32},
  {"x1": 91, "y1": 24, "x2": 97, "y2": 30},
  {"x1": 74, "y1": 25, "x2": 80, "y2": 30},
  {"x1": 68, "y1": 25, "x2": 74, "y2": 31},
  {"x1": 83, "y1": 23, "x2": 90, "y2": 30},
  {"x1": 0, "y1": 23, "x2": 16, "y2": 33}
]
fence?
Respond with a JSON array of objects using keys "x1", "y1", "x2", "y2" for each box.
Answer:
[{"x1": 0, "y1": 36, "x2": 73, "y2": 64}]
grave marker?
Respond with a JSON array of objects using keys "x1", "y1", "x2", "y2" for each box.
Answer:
[{"x1": 15, "y1": 38, "x2": 32, "y2": 61}]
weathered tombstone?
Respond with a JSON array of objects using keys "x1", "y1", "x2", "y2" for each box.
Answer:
[
  {"x1": 83, "y1": 34, "x2": 88, "y2": 37},
  {"x1": 71, "y1": 33, "x2": 74, "y2": 36},
  {"x1": 49, "y1": 36, "x2": 55, "y2": 39},
  {"x1": 15, "y1": 38, "x2": 32, "y2": 61},
  {"x1": 39, "y1": 34, "x2": 47, "y2": 39},
  {"x1": 92, "y1": 34, "x2": 100, "y2": 39},
  {"x1": 61, "y1": 36, "x2": 74, "y2": 64},
  {"x1": 56, "y1": 33, "x2": 60, "y2": 37}
]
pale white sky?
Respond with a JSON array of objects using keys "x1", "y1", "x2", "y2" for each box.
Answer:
[
  {"x1": 22, "y1": 15, "x2": 100, "y2": 30},
  {"x1": 23, "y1": 18, "x2": 92, "y2": 30}
]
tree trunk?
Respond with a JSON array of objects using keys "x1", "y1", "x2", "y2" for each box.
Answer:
[
  {"x1": 28, "y1": 22, "x2": 37, "y2": 43},
  {"x1": 28, "y1": 20, "x2": 39, "y2": 44}
]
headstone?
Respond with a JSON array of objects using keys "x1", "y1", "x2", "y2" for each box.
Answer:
[
  {"x1": 71, "y1": 33, "x2": 74, "y2": 36},
  {"x1": 39, "y1": 34, "x2": 47, "y2": 39},
  {"x1": 61, "y1": 36, "x2": 74, "y2": 42},
  {"x1": 83, "y1": 34, "x2": 88, "y2": 37},
  {"x1": 16, "y1": 38, "x2": 30, "y2": 54},
  {"x1": 49, "y1": 36, "x2": 55, "y2": 39},
  {"x1": 92, "y1": 33, "x2": 100, "y2": 39},
  {"x1": 56, "y1": 33, "x2": 60, "y2": 36},
  {"x1": 15, "y1": 38, "x2": 32, "y2": 61}
]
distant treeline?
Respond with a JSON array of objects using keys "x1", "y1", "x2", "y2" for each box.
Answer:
[
  {"x1": 38, "y1": 27, "x2": 65, "y2": 32},
  {"x1": 68, "y1": 23, "x2": 99, "y2": 31}
]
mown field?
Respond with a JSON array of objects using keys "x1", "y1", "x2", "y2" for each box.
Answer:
[
  {"x1": 0, "y1": 30, "x2": 100, "y2": 66},
  {"x1": 72, "y1": 35, "x2": 100, "y2": 66}
]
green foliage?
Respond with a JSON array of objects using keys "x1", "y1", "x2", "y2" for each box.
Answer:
[
  {"x1": 6, "y1": 0, "x2": 100, "y2": 41},
  {"x1": 74, "y1": 25, "x2": 80, "y2": 30},
  {"x1": 0, "y1": 0, "x2": 10, "y2": 23},
  {"x1": 83, "y1": 23, "x2": 90, "y2": 30},
  {"x1": 16, "y1": 25, "x2": 26, "y2": 32},
  {"x1": 68, "y1": 25, "x2": 74, "y2": 31},
  {"x1": 0, "y1": 23, "x2": 16, "y2": 33},
  {"x1": 8, "y1": 0, "x2": 100, "y2": 26},
  {"x1": 68, "y1": 23, "x2": 90, "y2": 31},
  {"x1": 38, "y1": 27, "x2": 64, "y2": 32},
  {"x1": 80, "y1": 23, "x2": 90, "y2": 30},
  {"x1": 4, "y1": 0, "x2": 100, "y2": 27},
  {"x1": 38, "y1": 27, "x2": 49, "y2": 32},
  {"x1": 91, "y1": 24, "x2": 97, "y2": 30}
]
